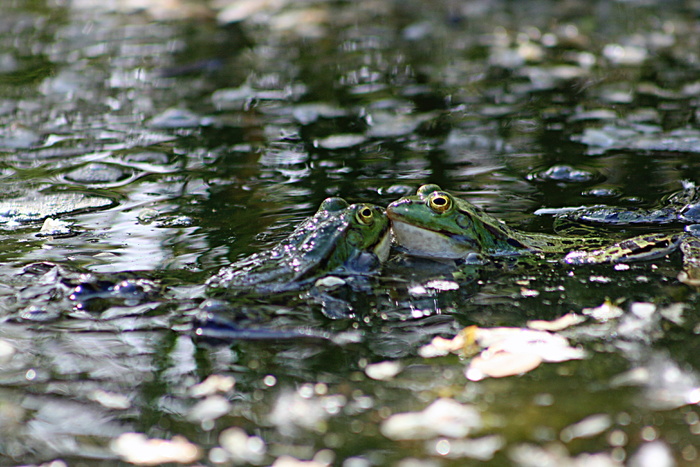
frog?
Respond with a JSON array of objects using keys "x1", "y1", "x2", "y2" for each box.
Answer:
[
  {"x1": 386, "y1": 184, "x2": 697, "y2": 270},
  {"x1": 540, "y1": 181, "x2": 700, "y2": 227},
  {"x1": 540, "y1": 180, "x2": 700, "y2": 284},
  {"x1": 206, "y1": 197, "x2": 391, "y2": 296}
]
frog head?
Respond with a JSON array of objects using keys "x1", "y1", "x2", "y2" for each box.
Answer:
[
  {"x1": 211, "y1": 197, "x2": 391, "y2": 294},
  {"x1": 386, "y1": 184, "x2": 524, "y2": 259},
  {"x1": 287, "y1": 197, "x2": 391, "y2": 276}
]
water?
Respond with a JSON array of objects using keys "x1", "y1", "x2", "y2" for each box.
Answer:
[{"x1": 2, "y1": 0, "x2": 700, "y2": 465}]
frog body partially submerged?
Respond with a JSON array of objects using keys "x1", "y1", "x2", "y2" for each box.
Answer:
[
  {"x1": 207, "y1": 197, "x2": 391, "y2": 295},
  {"x1": 549, "y1": 181, "x2": 700, "y2": 227},
  {"x1": 387, "y1": 184, "x2": 697, "y2": 268}
]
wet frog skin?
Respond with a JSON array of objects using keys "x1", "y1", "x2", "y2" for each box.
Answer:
[
  {"x1": 386, "y1": 184, "x2": 693, "y2": 266},
  {"x1": 548, "y1": 181, "x2": 700, "y2": 227},
  {"x1": 207, "y1": 197, "x2": 391, "y2": 294}
]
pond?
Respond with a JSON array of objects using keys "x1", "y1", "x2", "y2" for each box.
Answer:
[{"x1": 1, "y1": 0, "x2": 700, "y2": 465}]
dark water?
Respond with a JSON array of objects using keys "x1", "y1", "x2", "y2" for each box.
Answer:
[{"x1": 2, "y1": 0, "x2": 700, "y2": 465}]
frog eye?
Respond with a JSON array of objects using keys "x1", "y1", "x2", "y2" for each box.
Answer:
[
  {"x1": 428, "y1": 192, "x2": 452, "y2": 213},
  {"x1": 356, "y1": 205, "x2": 375, "y2": 225}
]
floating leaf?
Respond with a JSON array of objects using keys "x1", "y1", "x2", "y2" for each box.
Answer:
[
  {"x1": 317, "y1": 134, "x2": 367, "y2": 149},
  {"x1": 560, "y1": 414, "x2": 612, "y2": 442},
  {"x1": 111, "y1": 433, "x2": 201, "y2": 465},
  {"x1": 189, "y1": 374, "x2": 236, "y2": 397},
  {"x1": 466, "y1": 351, "x2": 542, "y2": 381},
  {"x1": 582, "y1": 300, "x2": 624, "y2": 322},
  {"x1": 528, "y1": 313, "x2": 586, "y2": 331},
  {"x1": 474, "y1": 327, "x2": 586, "y2": 363},
  {"x1": 364, "y1": 360, "x2": 403, "y2": 381},
  {"x1": 380, "y1": 398, "x2": 482, "y2": 441}
]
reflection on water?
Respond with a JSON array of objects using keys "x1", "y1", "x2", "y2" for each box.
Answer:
[{"x1": 1, "y1": 0, "x2": 700, "y2": 465}]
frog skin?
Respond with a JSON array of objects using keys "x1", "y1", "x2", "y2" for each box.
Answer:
[
  {"x1": 546, "y1": 181, "x2": 700, "y2": 227},
  {"x1": 207, "y1": 197, "x2": 391, "y2": 294},
  {"x1": 386, "y1": 184, "x2": 691, "y2": 266}
]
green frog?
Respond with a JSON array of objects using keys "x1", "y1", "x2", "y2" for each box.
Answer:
[
  {"x1": 386, "y1": 184, "x2": 695, "y2": 268},
  {"x1": 545, "y1": 181, "x2": 700, "y2": 227},
  {"x1": 207, "y1": 197, "x2": 391, "y2": 295}
]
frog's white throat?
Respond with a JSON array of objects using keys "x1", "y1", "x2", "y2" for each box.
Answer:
[{"x1": 390, "y1": 220, "x2": 475, "y2": 259}]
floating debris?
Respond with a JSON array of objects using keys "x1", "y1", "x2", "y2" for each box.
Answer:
[
  {"x1": 153, "y1": 215, "x2": 195, "y2": 228},
  {"x1": 424, "y1": 280, "x2": 460, "y2": 291},
  {"x1": 658, "y1": 303, "x2": 684, "y2": 326},
  {"x1": 467, "y1": 351, "x2": 542, "y2": 380},
  {"x1": 364, "y1": 360, "x2": 403, "y2": 381},
  {"x1": 611, "y1": 353, "x2": 700, "y2": 410},
  {"x1": 426, "y1": 435, "x2": 504, "y2": 461},
  {"x1": 218, "y1": 427, "x2": 267, "y2": 465},
  {"x1": 313, "y1": 276, "x2": 346, "y2": 289},
  {"x1": 509, "y1": 443, "x2": 621, "y2": 467},
  {"x1": 628, "y1": 441, "x2": 674, "y2": 467},
  {"x1": 616, "y1": 302, "x2": 659, "y2": 342},
  {"x1": 270, "y1": 455, "x2": 329, "y2": 467},
  {"x1": 582, "y1": 300, "x2": 625, "y2": 322},
  {"x1": 0, "y1": 339, "x2": 15, "y2": 362},
  {"x1": 111, "y1": 433, "x2": 201, "y2": 465},
  {"x1": 186, "y1": 395, "x2": 231, "y2": 424},
  {"x1": 37, "y1": 217, "x2": 74, "y2": 237},
  {"x1": 269, "y1": 389, "x2": 345, "y2": 436},
  {"x1": 292, "y1": 103, "x2": 347, "y2": 125},
  {"x1": 380, "y1": 398, "x2": 482, "y2": 441},
  {"x1": 419, "y1": 326, "x2": 587, "y2": 381},
  {"x1": 316, "y1": 134, "x2": 367, "y2": 149},
  {"x1": 217, "y1": 0, "x2": 292, "y2": 24},
  {"x1": 0, "y1": 192, "x2": 114, "y2": 225},
  {"x1": 189, "y1": 374, "x2": 236, "y2": 397},
  {"x1": 472, "y1": 327, "x2": 586, "y2": 362},
  {"x1": 559, "y1": 414, "x2": 612, "y2": 442},
  {"x1": 527, "y1": 313, "x2": 586, "y2": 331},
  {"x1": 88, "y1": 390, "x2": 131, "y2": 410},
  {"x1": 418, "y1": 328, "x2": 471, "y2": 358}
]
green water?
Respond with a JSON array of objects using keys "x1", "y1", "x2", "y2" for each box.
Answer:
[{"x1": 1, "y1": 0, "x2": 700, "y2": 465}]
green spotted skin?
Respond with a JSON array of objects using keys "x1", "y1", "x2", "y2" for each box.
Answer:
[
  {"x1": 208, "y1": 197, "x2": 391, "y2": 294},
  {"x1": 387, "y1": 184, "x2": 686, "y2": 265}
]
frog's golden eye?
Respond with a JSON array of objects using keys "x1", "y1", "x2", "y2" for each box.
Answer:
[
  {"x1": 428, "y1": 193, "x2": 452, "y2": 213},
  {"x1": 356, "y1": 205, "x2": 374, "y2": 225}
]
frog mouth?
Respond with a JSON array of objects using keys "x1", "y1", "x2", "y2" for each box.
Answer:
[{"x1": 389, "y1": 220, "x2": 476, "y2": 259}]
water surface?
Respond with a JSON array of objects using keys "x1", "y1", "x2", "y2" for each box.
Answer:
[{"x1": 1, "y1": 0, "x2": 700, "y2": 465}]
